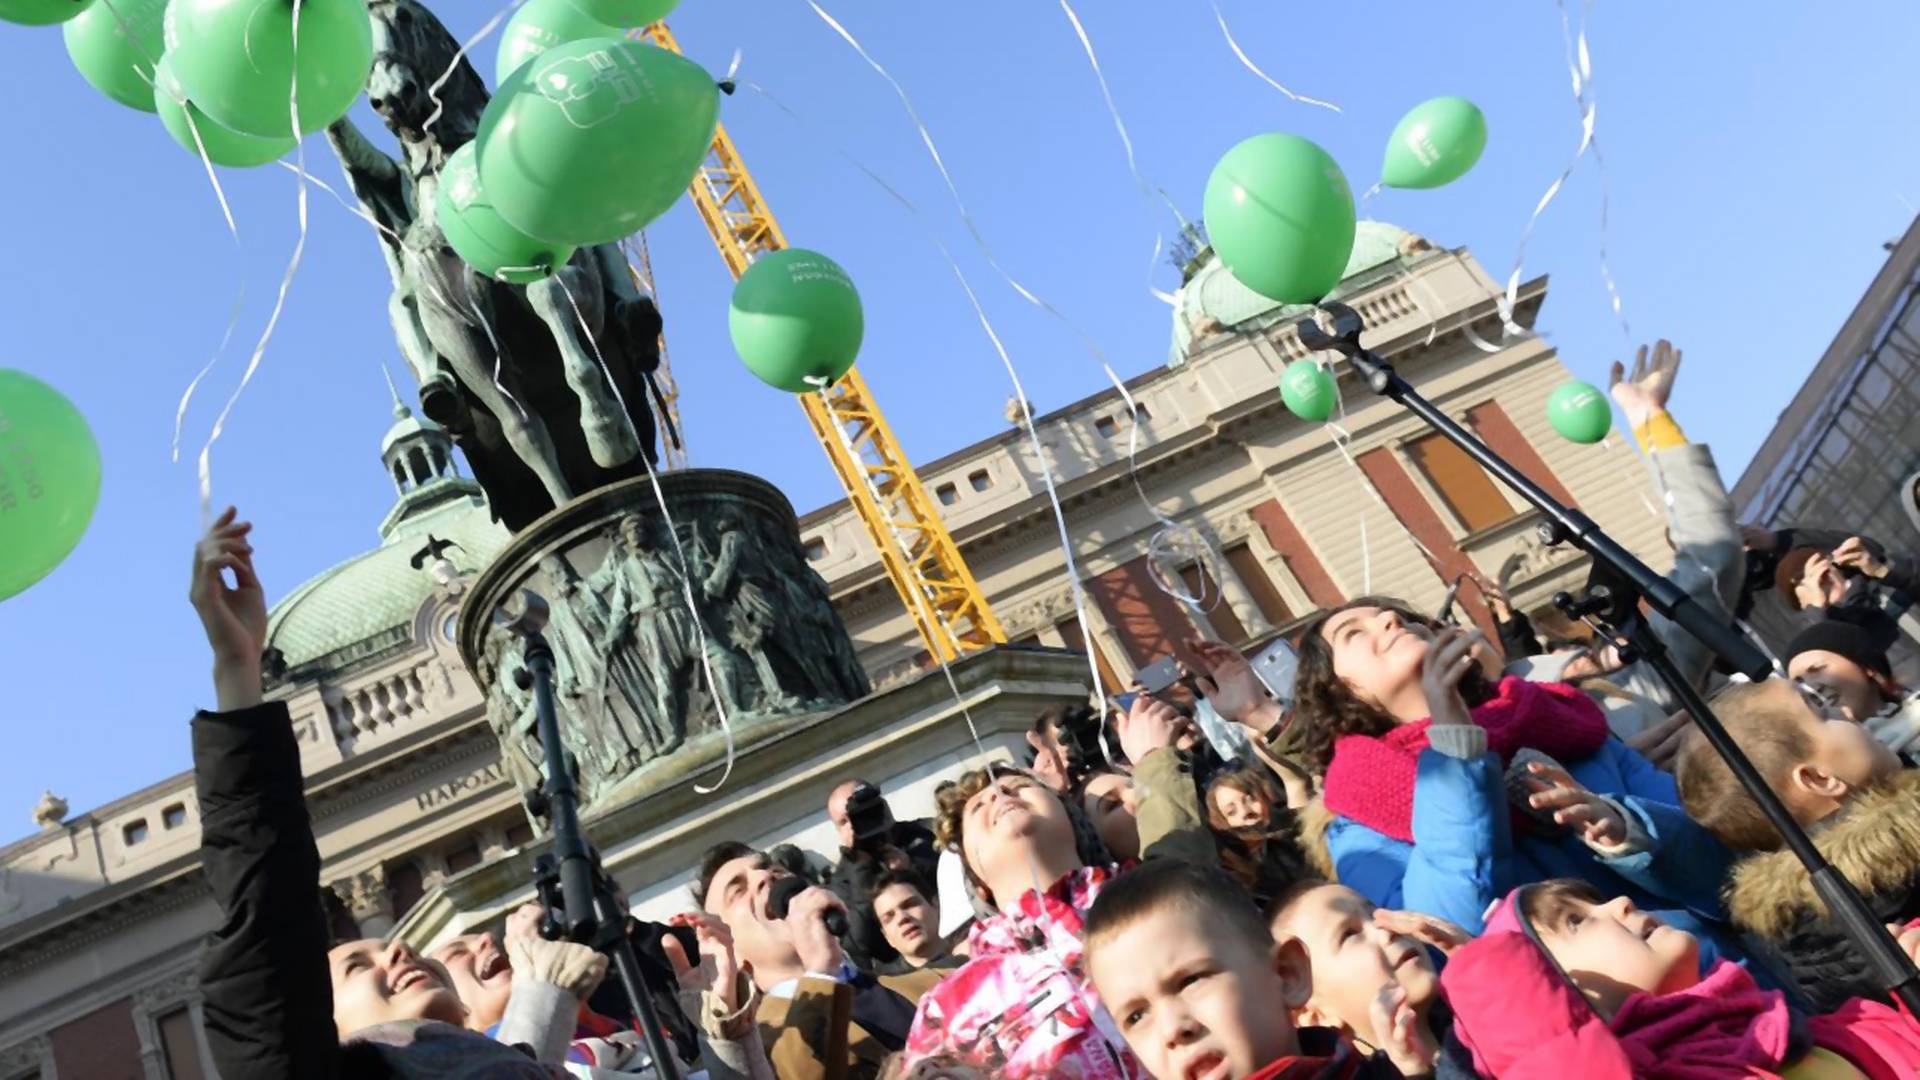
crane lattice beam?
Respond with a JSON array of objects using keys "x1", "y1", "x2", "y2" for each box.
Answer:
[{"x1": 640, "y1": 21, "x2": 1005, "y2": 663}]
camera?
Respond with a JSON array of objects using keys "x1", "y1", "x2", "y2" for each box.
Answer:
[{"x1": 844, "y1": 782, "x2": 893, "y2": 849}]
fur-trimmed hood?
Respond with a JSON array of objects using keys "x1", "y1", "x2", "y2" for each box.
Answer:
[{"x1": 1727, "y1": 768, "x2": 1920, "y2": 939}]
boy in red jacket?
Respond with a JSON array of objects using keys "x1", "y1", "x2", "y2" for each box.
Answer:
[{"x1": 1084, "y1": 861, "x2": 1422, "y2": 1080}]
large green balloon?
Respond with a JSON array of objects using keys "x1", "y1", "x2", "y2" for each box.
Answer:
[
  {"x1": 0, "y1": 0, "x2": 92, "y2": 27},
  {"x1": 63, "y1": 0, "x2": 166, "y2": 111},
  {"x1": 564, "y1": 0, "x2": 676, "y2": 29},
  {"x1": 476, "y1": 37, "x2": 718, "y2": 247},
  {"x1": 1545, "y1": 380, "x2": 1612, "y2": 445},
  {"x1": 163, "y1": 0, "x2": 373, "y2": 138},
  {"x1": 496, "y1": 0, "x2": 619, "y2": 85},
  {"x1": 436, "y1": 143, "x2": 576, "y2": 284},
  {"x1": 0, "y1": 370, "x2": 102, "y2": 603},
  {"x1": 730, "y1": 249, "x2": 864, "y2": 393},
  {"x1": 154, "y1": 57, "x2": 298, "y2": 168},
  {"x1": 1381, "y1": 96, "x2": 1488, "y2": 190},
  {"x1": 1203, "y1": 133, "x2": 1356, "y2": 305},
  {"x1": 1278, "y1": 359, "x2": 1336, "y2": 423}
]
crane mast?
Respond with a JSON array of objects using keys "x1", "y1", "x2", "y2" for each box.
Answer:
[{"x1": 638, "y1": 21, "x2": 1007, "y2": 663}]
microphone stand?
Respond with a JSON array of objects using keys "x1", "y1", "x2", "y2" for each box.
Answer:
[
  {"x1": 495, "y1": 591, "x2": 685, "y2": 1080},
  {"x1": 1298, "y1": 302, "x2": 1920, "y2": 1014}
]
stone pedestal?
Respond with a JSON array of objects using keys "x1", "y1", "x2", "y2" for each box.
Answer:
[{"x1": 457, "y1": 471, "x2": 870, "y2": 818}]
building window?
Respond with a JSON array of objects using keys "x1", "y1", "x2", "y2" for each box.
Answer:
[
  {"x1": 1406, "y1": 431, "x2": 1513, "y2": 534},
  {"x1": 162, "y1": 803, "x2": 188, "y2": 830},
  {"x1": 445, "y1": 840, "x2": 483, "y2": 874},
  {"x1": 935, "y1": 482, "x2": 959, "y2": 506},
  {"x1": 968, "y1": 469, "x2": 992, "y2": 492},
  {"x1": 156, "y1": 1005, "x2": 208, "y2": 1080},
  {"x1": 1133, "y1": 402, "x2": 1152, "y2": 422},
  {"x1": 1178, "y1": 562, "x2": 1249, "y2": 644},
  {"x1": 124, "y1": 820, "x2": 149, "y2": 847},
  {"x1": 505, "y1": 821, "x2": 536, "y2": 848},
  {"x1": 388, "y1": 862, "x2": 426, "y2": 920},
  {"x1": 1094, "y1": 415, "x2": 1119, "y2": 438},
  {"x1": 803, "y1": 537, "x2": 827, "y2": 562},
  {"x1": 1056, "y1": 614, "x2": 1123, "y2": 693},
  {"x1": 1223, "y1": 542, "x2": 1293, "y2": 628}
]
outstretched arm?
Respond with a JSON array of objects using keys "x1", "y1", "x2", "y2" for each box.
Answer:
[{"x1": 325, "y1": 116, "x2": 412, "y2": 243}]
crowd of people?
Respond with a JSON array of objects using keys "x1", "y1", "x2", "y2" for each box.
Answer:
[{"x1": 180, "y1": 348, "x2": 1920, "y2": 1079}]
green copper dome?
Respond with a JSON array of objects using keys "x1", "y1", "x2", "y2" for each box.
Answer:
[
  {"x1": 1169, "y1": 220, "x2": 1433, "y2": 366},
  {"x1": 264, "y1": 407, "x2": 511, "y2": 675}
]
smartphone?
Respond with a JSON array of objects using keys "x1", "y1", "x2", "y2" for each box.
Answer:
[
  {"x1": 1134, "y1": 656, "x2": 1183, "y2": 694},
  {"x1": 1250, "y1": 640, "x2": 1299, "y2": 704}
]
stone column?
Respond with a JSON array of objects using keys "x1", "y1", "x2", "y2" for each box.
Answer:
[{"x1": 332, "y1": 867, "x2": 397, "y2": 938}]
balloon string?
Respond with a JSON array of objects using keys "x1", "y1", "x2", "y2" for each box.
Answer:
[
  {"x1": 423, "y1": 0, "x2": 526, "y2": 136},
  {"x1": 1054, "y1": 0, "x2": 1181, "y2": 309},
  {"x1": 1208, "y1": 0, "x2": 1342, "y2": 113},
  {"x1": 171, "y1": 283, "x2": 247, "y2": 462},
  {"x1": 744, "y1": 78, "x2": 1113, "y2": 732},
  {"x1": 196, "y1": 0, "x2": 308, "y2": 524},
  {"x1": 804, "y1": 0, "x2": 1213, "y2": 621},
  {"x1": 553, "y1": 273, "x2": 739, "y2": 793},
  {"x1": 1560, "y1": 0, "x2": 1630, "y2": 343},
  {"x1": 1499, "y1": 0, "x2": 1597, "y2": 338}
]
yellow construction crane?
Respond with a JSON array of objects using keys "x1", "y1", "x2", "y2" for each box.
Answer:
[{"x1": 638, "y1": 21, "x2": 1006, "y2": 664}]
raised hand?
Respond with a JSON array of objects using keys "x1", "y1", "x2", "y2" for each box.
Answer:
[
  {"x1": 1116, "y1": 689, "x2": 1195, "y2": 765},
  {"x1": 1833, "y1": 536, "x2": 1890, "y2": 580},
  {"x1": 1525, "y1": 761, "x2": 1628, "y2": 850},
  {"x1": 503, "y1": 902, "x2": 546, "y2": 945},
  {"x1": 1369, "y1": 982, "x2": 1439, "y2": 1076},
  {"x1": 1419, "y1": 627, "x2": 1482, "y2": 728},
  {"x1": 190, "y1": 506, "x2": 267, "y2": 710},
  {"x1": 1609, "y1": 339, "x2": 1682, "y2": 431},
  {"x1": 1184, "y1": 639, "x2": 1267, "y2": 724},
  {"x1": 1372, "y1": 907, "x2": 1472, "y2": 955},
  {"x1": 781, "y1": 882, "x2": 848, "y2": 976},
  {"x1": 663, "y1": 912, "x2": 752, "y2": 1034}
]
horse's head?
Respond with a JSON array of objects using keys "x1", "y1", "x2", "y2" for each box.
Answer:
[{"x1": 365, "y1": 0, "x2": 487, "y2": 149}]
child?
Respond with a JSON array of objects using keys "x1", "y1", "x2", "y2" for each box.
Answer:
[
  {"x1": 1441, "y1": 879, "x2": 1920, "y2": 1078},
  {"x1": 1084, "y1": 860, "x2": 1423, "y2": 1079},
  {"x1": 1268, "y1": 882, "x2": 1466, "y2": 1073},
  {"x1": 1205, "y1": 768, "x2": 1313, "y2": 905},
  {"x1": 1291, "y1": 598, "x2": 1742, "y2": 957},
  {"x1": 1677, "y1": 677, "x2": 1911, "y2": 1010}
]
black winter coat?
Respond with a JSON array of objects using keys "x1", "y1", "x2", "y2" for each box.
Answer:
[
  {"x1": 826, "y1": 819, "x2": 940, "y2": 968},
  {"x1": 1726, "y1": 767, "x2": 1920, "y2": 1013}
]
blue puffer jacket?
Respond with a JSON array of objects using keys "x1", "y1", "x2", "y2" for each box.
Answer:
[{"x1": 1327, "y1": 735, "x2": 1747, "y2": 965}]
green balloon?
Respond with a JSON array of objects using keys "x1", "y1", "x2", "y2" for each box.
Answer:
[
  {"x1": 1545, "y1": 380, "x2": 1612, "y2": 444},
  {"x1": 1278, "y1": 359, "x2": 1336, "y2": 423},
  {"x1": 1381, "y1": 96, "x2": 1488, "y2": 190},
  {"x1": 0, "y1": 370, "x2": 102, "y2": 602},
  {"x1": 496, "y1": 0, "x2": 619, "y2": 86},
  {"x1": 154, "y1": 57, "x2": 298, "y2": 168},
  {"x1": 565, "y1": 0, "x2": 677, "y2": 28},
  {"x1": 436, "y1": 143, "x2": 576, "y2": 284},
  {"x1": 730, "y1": 249, "x2": 864, "y2": 394},
  {"x1": 0, "y1": 0, "x2": 92, "y2": 27},
  {"x1": 63, "y1": 0, "x2": 167, "y2": 111},
  {"x1": 1203, "y1": 133, "x2": 1357, "y2": 305},
  {"x1": 163, "y1": 0, "x2": 372, "y2": 138},
  {"x1": 476, "y1": 37, "x2": 718, "y2": 247}
]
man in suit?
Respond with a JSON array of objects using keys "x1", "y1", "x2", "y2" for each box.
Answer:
[{"x1": 694, "y1": 842, "x2": 944, "y2": 1080}]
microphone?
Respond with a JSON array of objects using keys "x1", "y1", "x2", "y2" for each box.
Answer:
[{"x1": 767, "y1": 875, "x2": 849, "y2": 938}]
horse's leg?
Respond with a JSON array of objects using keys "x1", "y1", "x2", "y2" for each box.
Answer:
[
  {"x1": 415, "y1": 266, "x2": 574, "y2": 506},
  {"x1": 523, "y1": 255, "x2": 642, "y2": 470}
]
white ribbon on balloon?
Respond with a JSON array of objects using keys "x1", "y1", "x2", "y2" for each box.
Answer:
[
  {"x1": 194, "y1": 0, "x2": 311, "y2": 522},
  {"x1": 1208, "y1": 0, "x2": 1341, "y2": 113},
  {"x1": 803, "y1": 0, "x2": 1228, "y2": 645},
  {"x1": 422, "y1": 0, "x2": 528, "y2": 137}
]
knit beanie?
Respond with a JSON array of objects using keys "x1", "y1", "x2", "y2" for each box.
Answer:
[{"x1": 1784, "y1": 619, "x2": 1892, "y2": 679}]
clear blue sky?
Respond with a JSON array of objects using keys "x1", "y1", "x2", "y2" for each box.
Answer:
[{"x1": 2, "y1": 1, "x2": 1916, "y2": 824}]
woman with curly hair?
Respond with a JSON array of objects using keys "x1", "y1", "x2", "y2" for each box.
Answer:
[
  {"x1": 1203, "y1": 766, "x2": 1312, "y2": 905},
  {"x1": 1291, "y1": 597, "x2": 1752, "y2": 971}
]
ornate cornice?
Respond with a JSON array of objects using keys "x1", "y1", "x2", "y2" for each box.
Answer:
[
  {"x1": 308, "y1": 722, "x2": 494, "y2": 821},
  {"x1": 0, "y1": 868, "x2": 208, "y2": 982}
]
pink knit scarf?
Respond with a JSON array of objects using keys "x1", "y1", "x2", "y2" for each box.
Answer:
[{"x1": 1323, "y1": 677, "x2": 1610, "y2": 843}]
